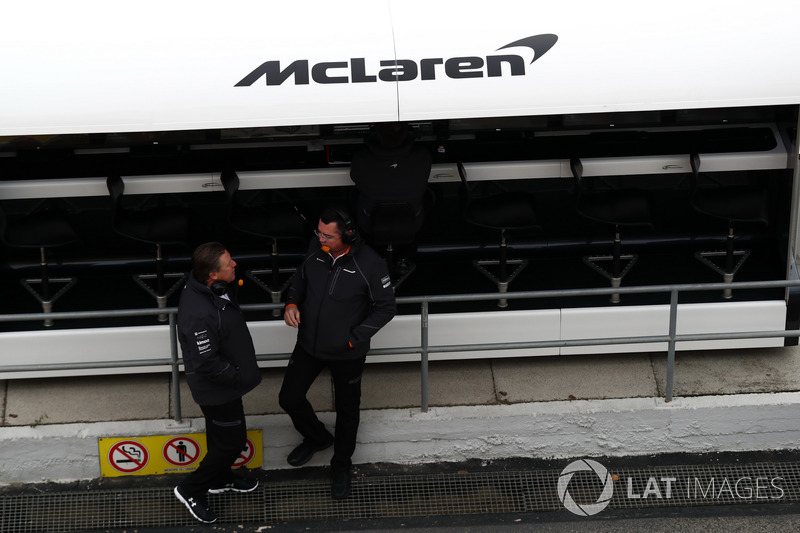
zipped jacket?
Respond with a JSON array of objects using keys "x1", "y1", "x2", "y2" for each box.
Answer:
[
  {"x1": 177, "y1": 275, "x2": 262, "y2": 406},
  {"x1": 286, "y1": 239, "x2": 396, "y2": 360}
]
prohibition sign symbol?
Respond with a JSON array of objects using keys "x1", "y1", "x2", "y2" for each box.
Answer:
[
  {"x1": 163, "y1": 436, "x2": 201, "y2": 467},
  {"x1": 108, "y1": 440, "x2": 149, "y2": 473},
  {"x1": 232, "y1": 438, "x2": 255, "y2": 467}
]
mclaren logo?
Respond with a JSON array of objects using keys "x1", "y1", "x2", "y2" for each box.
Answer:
[{"x1": 235, "y1": 34, "x2": 557, "y2": 87}]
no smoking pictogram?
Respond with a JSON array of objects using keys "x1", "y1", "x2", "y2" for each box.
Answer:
[
  {"x1": 163, "y1": 437, "x2": 201, "y2": 467},
  {"x1": 108, "y1": 440, "x2": 149, "y2": 473},
  {"x1": 232, "y1": 438, "x2": 255, "y2": 467}
]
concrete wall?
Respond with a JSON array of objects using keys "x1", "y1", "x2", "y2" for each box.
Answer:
[{"x1": 2, "y1": 392, "x2": 800, "y2": 485}]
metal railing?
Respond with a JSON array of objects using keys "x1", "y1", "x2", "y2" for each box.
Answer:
[{"x1": 2, "y1": 278, "x2": 800, "y2": 421}]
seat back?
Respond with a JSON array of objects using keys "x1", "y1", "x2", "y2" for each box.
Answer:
[
  {"x1": 570, "y1": 157, "x2": 652, "y2": 228},
  {"x1": 105, "y1": 174, "x2": 191, "y2": 246},
  {"x1": 368, "y1": 203, "x2": 418, "y2": 245},
  {"x1": 689, "y1": 153, "x2": 769, "y2": 226},
  {"x1": 221, "y1": 170, "x2": 307, "y2": 241},
  {"x1": 0, "y1": 203, "x2": 79, "y2": 249},
  {"x1": 220, "y1": 170, "x2": 240, "y2": 203},
  {"x1": 106, "y1": 174, "x2": 125, "y2": 205},
  {"x1": 458, "y1": 162, "x2": 540, "y2": 231}
]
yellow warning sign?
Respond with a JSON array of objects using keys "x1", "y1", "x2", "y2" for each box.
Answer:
[{"x1": 98, "y1": 430, "x2": 262, "y2": 477}]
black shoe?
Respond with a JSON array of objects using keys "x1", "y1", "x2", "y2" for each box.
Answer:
[
  {"x1": 331, "y1": 468, "x2": 352, "y2": 499},
  {"x1": 286, "y1": 435, "x2": 333, "y2": 466},
  {"x1": 208, "y1": 477, "x2": 259, "y2": 494},
  {"x1": 287, "y1": 435, "x2": 334, "y2": 467},
  {"x1": 174, "y1": 485, "x2": 218, "y2": 523}
]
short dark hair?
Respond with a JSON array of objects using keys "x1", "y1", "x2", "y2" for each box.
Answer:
[
  {"x1": 191, "y1": 242, "x2": 226, "y2": 283},
  {"x1": 319, "y1": 207, "x2": 349, "y2": 235}
]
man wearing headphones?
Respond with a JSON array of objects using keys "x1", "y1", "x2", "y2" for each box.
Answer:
[
  {"x1": 174, "y1": 242, "x2": 262, "y2": 524},
  {"x1": 280, "y1": 207, "x2": 396, "y2": 499}
]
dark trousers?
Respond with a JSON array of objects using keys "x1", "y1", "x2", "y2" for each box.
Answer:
[
  {"x1": 181, "y1": 397, "x2": 247, "y2": 498},
  {"x1": 278, "y1": 344, "x2": 366, "y2": 470}
]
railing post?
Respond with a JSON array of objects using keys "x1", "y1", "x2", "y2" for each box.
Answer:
[
  {"x1": 169, "y1": 311, "x2": 183, "y2": 423},
  {"x1": 665, "y1": 289, "x2": 679, "y2": 402},
  {"x1": 421, "y1": 300, "x2": 429, "y2": 413}
]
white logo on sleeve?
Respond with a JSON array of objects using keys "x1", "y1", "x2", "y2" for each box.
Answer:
[{"x1": 194, "y1": 330, "x2": 211, "y2": 354}]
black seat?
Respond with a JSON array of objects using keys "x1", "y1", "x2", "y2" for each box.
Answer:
[
  {"x1": 570, "y1": 158, "x2": 653, "y2": 303},
  {"x1": 689, "y1": 153, "x2": 769, "y2": 299},
  {"x1": 362, "y1": 200, "x2": 424, "y2": 290},
  {"x1": 458, "y1": 163, "x2": 541, "y2": 308},
  {"x1": 220, "y1": 170, "x2": 306, "y2": 316},
  {"x1": 0, "y1": 204, "x2": 79, "y2": 326},
  {"x1": 106, "y1": 175, "x2": 191, "y2": 321}
]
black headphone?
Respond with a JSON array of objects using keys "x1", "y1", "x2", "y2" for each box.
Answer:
[
  {"x1": 332, "y1": 207, "x2": 359, "y2": 244},
  {"x1": 210, "y1": 280, "x2": 228, "y2": 296}
]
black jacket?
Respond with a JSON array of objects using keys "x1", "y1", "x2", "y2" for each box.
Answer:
[
  {"x1": 177, "y1": 275, "x2": 262, "y2": 406},
  {"x1": 286, "y1": 239, "x2": 396, "y2": 360}
]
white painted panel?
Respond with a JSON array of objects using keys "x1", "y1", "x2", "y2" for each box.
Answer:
[
  {"x1": 121, "y1": 174, "x2": 216, "y2": 195},
  {"x1": 561, "y1": 301, "x2": 787, "y2": 355},
  {"x1": 248, "y1": 320, "x2": 298, "y2": 362},
  {"x1": 676, "y1": 301, "x2": 787, "y2": 351},
  {"x1": 0, "y1": 301, "x2": 785, "y2": 379},
  {"x1": 561, "y1": 305, "x2": 669, "y2": 354},
  {"x1": 394, "y1": 1, "x2": 800, "y2": 121},
  {"x1": 0, "y1": 177, "x2": 109, "y2": 200},
  {"x1": 570, "y1": 147, "x2": 788, "y2": 178},
  {"x1": 0, "y1": 1, "x2": 398, "y2": 136},
  {"x1": 425, "y1": 310, "x2": 560, "y2": 360},
  {"x1": 2, "y1": 2, "x2": 800, "y2": 136},
  {"x1": 0, "y1": 326, "x2": 173, "y2": 379},
  {"x1": 236, "y1": 168, "x2": 352, "y2": 191},
  {"x1": 248, "y1": 310, "x2": 561, "y2": 365}
]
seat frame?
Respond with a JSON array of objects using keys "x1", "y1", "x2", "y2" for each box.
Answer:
[
  {"x1": 689, "y1": 153, "x2": 760, "y2": 299},
  {"x1": 21, "y1": 247, "x2": 77, "y2": 327},
  {"x1": 458, "y1": 163, "x2": 538, "y2": 308},
  {"x1": 221, "y1": 170, "x2": 305, "y2": 315},
  {"x1": 1, "y1": 206, "x2": 79, "y2": 326},
  {"x1": 362, "y1": 201, "x2": 423, "y2": 292},
  {"x1": 571, "y1": 158, "x2": 650, "y2": 304},
  {"x1": 107, "y1": 175, "x2": 187, "y2": 321}
]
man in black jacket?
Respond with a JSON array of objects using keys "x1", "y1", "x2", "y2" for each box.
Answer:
[
  {"x1": 174, "y1": 242, "x2": 262, "y2": 524},
  {"x1": 279, "y1": 207, "x2": 396, "y2": 499}
]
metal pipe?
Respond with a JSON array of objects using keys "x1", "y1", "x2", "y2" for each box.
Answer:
[
  {"x1": 4, "y1": 279, "x2": 800, "y2": 414},
  {"x1": 169, "y1": 311, "x2": 182, "y2": 423},
  {"x1": 4, "y1": 279, "x2": 800, "y2": 324},
  {"x1": 786, "y1": 108, "x2": 800, "y2": 298},
  {"x1": 421, "y1": 301, "x2": 430, "y2": 413},
  {"x1": 666, "y1": 289, "x2": 678, "y2": 402}
]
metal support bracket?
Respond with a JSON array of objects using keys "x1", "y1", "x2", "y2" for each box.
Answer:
[
  {"x1": 473, "y1": 258, "x2": 528, "y2": 308},
  {"x1": 21, "y1": 277, "x2": 78, "y2": 327},
  {"x1": 695, "y1": 249, "x2": 750, "y2": 299},
  {"x1": 134, "y1": 272, "x2": 187, "y2": 322},
  {"x1": 247, "y1": 267, "x2": 296, "y2": 317},
  {"x1": 583, "y1": 254, "x2": 638, "y2": 303}
]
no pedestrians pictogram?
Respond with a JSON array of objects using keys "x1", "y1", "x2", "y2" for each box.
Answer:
[{"x1": 163, "y1": 436, "x2": 201, "y2": 467}]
